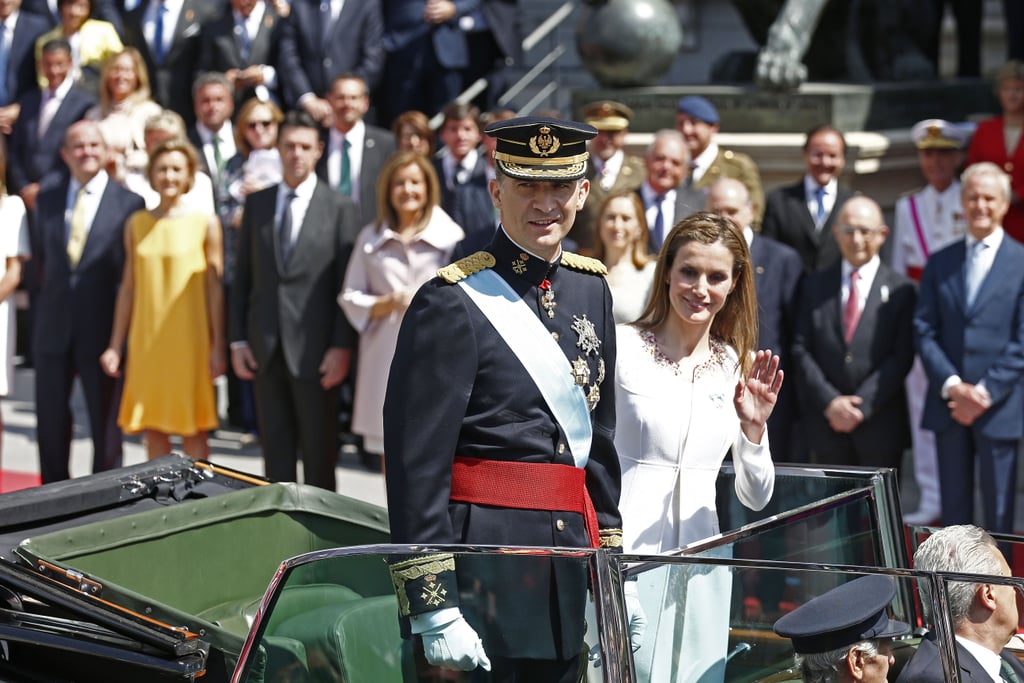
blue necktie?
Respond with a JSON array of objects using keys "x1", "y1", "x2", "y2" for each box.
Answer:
[
  {"x1": 814, "y1": 185, "x2": 826, "y2": 224},
  {"x1": 236, "y1": 19, "x2": 251, "y2": 62},
  {"x1": 279, "y1": 191, "x2": 297, "y2": 265},
  {"x1": 0, "y1": 23, "x2": 9, "y2": 106},
  {"x1": 153, "y1": 2, "x2": 168, "y2": 64},
  {"x1": 653, "y1": 195, "x2": 665, "y2": 248}
]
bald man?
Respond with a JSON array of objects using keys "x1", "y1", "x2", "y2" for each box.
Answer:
[
  {"x1": 707, "y1": 177, "x2": 803, "y2": 460},
  {"x1": 790, "y1": 196, "x2": 916, "y2": 468}
]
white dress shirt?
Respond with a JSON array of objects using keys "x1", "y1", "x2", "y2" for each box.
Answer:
[
  {"x1": 841, "y1": 255, "x2": 880, "y2": 314},
  {"x1": 328, "y1": 120, "x2": 365, "y2": 203},
  {"x1": 277, "y1": 173, "x2": 318, "y2": 248},
  {"x1": 690, "y1": 141, "x2": 719, "y2": 185},
  {"x1": 65, "y1": 171, "x2": 109, "y2": 243},
  {"x1": 143, "y1": 0, "x2": 184, "y2": 58},
  {"x1": 804, "y1": 175, "x2": 839, "y2": 230},
  {"x1": 196, "y1": 121, "x2": 236, "y2": 183}
]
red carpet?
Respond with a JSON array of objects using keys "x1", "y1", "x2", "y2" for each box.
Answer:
[{"x1": 0, "y1": 470, "x2": 40, "y2": 493}]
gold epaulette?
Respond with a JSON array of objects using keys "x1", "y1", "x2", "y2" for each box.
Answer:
[
  {"x1": 599, "y1": 528, "x2": 623, "y2": 549},
  {"x1": 437, "y1": 251, "x2": 496, "y2": 284},
  {"x1": 561, "y1": 251, "x2": 607, "y2": 276},
  {"x1": 898, "y1": 186, "x2": 925, "y2": 200}
]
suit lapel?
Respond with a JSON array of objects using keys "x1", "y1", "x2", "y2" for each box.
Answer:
[
  {"x1": 849, "y1": 265, "x2": 888, "y2": 348},
  {"x1": 288, "y1": 183, "x2": 328, "y2": 272},
  {"x1": 969, "y1": 237, "x2": 1011, "y2": 316},
  {"x1": 76, "y1": 183, "x2": 115, "y2": 271},
  {"x1": 250, "y1": 11, "x2": 276, "y2": 63}
]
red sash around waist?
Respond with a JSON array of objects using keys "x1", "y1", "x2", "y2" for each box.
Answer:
[{"x1": 450, "y1": 456, "x2": 600, "y2": 548}]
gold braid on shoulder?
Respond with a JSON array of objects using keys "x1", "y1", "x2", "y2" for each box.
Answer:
[
  {"x1": 561, "y1": 251, "x2": 608, "y2": 276},
  {"x1": 438, "y1": 251, "x2": 497, "y2": 284}
]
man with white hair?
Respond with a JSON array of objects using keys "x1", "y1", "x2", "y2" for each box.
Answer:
[
  {"x1": 914, "y1": 162, "x2": 1024, "y2": 535},
  {"x1": 897, "y1": 524, "x2": 1024, "y2": 682},
  {"x1": 635, "y1": 129, "x2": 704, "y2": 253}
]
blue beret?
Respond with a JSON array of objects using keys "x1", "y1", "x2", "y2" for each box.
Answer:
[
  {"x1": 677, "y1": 96, "x2": 719, "y2": 125},
  {"x1": 773, "y1": 575, "x2": 909, "y2": 655},
  {"x1": 484, "y1": 116, "x2": 597, "y2": 181}
]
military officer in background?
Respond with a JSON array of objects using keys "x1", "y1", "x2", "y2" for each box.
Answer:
[
  {"x1": 570, "y1": 99, "x2": 646, "y2": 251},
  {"x1": 892, "y1": 119, "x2": 968, "y2": 526},
  {"x1": 676, "y1": 95, "x2": 765, "y2": 224},
  {"x1": 384, "y1": 117, "x2": 624, "y2": 680}
]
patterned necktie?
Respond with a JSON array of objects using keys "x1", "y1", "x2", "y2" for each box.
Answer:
[
  {"x1": 236, "y1": 18, "x2": 250, "y2": 62},
  {"x1": 653, "y1": 195, "x2": 665, "y2": 248},
  {"x1": 965, "y1": 240, "x2": 989, "y2": 307},
  {"x1": 843, "y1": 269, "x2": 861, "y2": 343},
  {"x1": 1001, "y1": 657, "x2": 1022, "y2": 683},
  {"x1": 338, "y1": 137, "x2": 351, "y2": 196},
  {"x1": 66, "y1": 186, "x2": 88, "y2": 268},
  {"x1": 278, "y1": 190, "x2": 296, "y2": 265}
]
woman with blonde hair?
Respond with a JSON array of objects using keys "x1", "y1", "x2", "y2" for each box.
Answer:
[
  {"x1": 339, "y1": 150, "x2": 463, "y2": 467},
  {"x1": 101, "y1": 138, "x2": 224, "y2": 459},
  {"x1": 592, "y1": 191, "x2": 655, "y2": 323},
  {"x1": 615, "y1": 212, "x2": 782, "y2": 680},
  {"x1": 85, "y1": 47, "x2": 162, "y2": 181}
]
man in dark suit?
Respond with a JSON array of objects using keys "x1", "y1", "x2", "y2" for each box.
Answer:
[
  {"x1": 571, "y1": 99, "x2": 645, "y2": 252},
  {"x1": 316, "y1": 73, "x2": 396, "y2": 228},
  {"x1": 33, "y1": 121, "x2": 144, "y2": 483},
  {"x1": 914, "y1": 162, "x2": 1024, "y2": 535},
  {"x1": 229, "y1": 110, "x2": 358, "y2": 491},
  {"x1": 123, "y1": 0, "x2": 218, "y2": 125},
  {"x1": 186, "y1": 71, "x2": 234, "y2": 210},
  {"x1": 791, "y1": 196, "x2": 915, "y2": 469},
  {"x1": 0, "y1": 0, "x2": 49, "y2": 135},
  {"x1": 897, "y1": 524, "x2": 1024, "y2": 682},
  {"x1": 434, "y1": 101, "x2": 493, "y2": 240},
  {"x1": 277, "y1": 0, "x2": 384, "y2": 125},
  {"x1": 762, "y1": 124, "x2": 853, "y2": 272},
  {"x1": 636, "y1": 129, "x2": 705, "y2": 254},
  {"x1": 461, "y1": 0, "x2": 522, "y2": 111},
  {"x1": 8, "y1": 38, "x2": 93, "y2": 213},
  {"x1": 198, "y1": 0, "x2": 284, "y2": 107},
  {"x1": 707, "y1": 177, "x2": 804, "y2": 461}
]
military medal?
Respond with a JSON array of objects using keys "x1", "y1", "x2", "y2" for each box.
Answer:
[
  {"x1": 540, "y1": 279, "x2": 556, "y2": 318},
  {"x1": 571, "y1": 357, "x2": 590, "y2": 386},
  {"x1": 586, "y1": 385, "x2": 601, "y2": 411},
  {"x1": 572, "y1": 315, "x2": 600, "y2": 355}
]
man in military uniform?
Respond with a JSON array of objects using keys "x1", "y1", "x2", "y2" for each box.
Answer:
[
  {"x1": 570, "y1": 99, "x2": 646, "y2": 251},
  {"x1": 384, "y1": 117, "x2": 623, "y2": 680},
  {"x1": 892, "y1": 119, "x2": 967, "y2": 526},
  {"x1": 676, "y1": 95, "x2": 765, "y2": 223}
]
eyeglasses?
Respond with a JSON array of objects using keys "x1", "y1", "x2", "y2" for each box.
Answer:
[
  {"x1": 247, "y1": 120, "x2": 276, "y2": 130},
  {"x1": 837, "y1": 225, "x2": 883, "y2": 237}
]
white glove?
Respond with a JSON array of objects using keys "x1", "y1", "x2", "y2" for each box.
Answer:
[
  {"x1": 421, "y1": 614, "x2": 492, "y2": 672},
  {"x1": 624, "y1": 581, "x2": 647, "y2": 652}
]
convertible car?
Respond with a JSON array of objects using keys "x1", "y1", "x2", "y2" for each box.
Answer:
[{"x1": 0, "y1": 455, "x2": 1017, "y2": 682}]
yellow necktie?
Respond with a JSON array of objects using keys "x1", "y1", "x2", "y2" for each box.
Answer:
[{"x1": 66, "y1": 186, "x2": 88, "y2": 267}]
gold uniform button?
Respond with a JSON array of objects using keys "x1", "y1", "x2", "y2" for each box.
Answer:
[
  {"x1": 555, "y1": 519, "x2": 566, "y2": 532},
  {"x1": 552, "y1": 332, "x2": 560, "y2": 341},
  {"x1": 557, "y1": 443, "x2": 566, "y2": 454}
]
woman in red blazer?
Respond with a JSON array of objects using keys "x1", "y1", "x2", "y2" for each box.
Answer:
[{"x1": 968, "y1": 60, "x2": 1024, "y2": 242}]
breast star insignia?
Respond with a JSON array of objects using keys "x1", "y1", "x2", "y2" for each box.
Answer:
[{"x1": 572, "y1": 315, "x2": 601, "y2": 356}]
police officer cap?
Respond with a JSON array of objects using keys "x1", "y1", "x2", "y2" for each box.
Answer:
[
  {"x1": 581, "y1": 100, "x2": 634, "y2": 132},
  {"x1": 773, "y1": 575, "x2": 909, "y2": 655},
  {"x1": 485, "y1": 116, "x2": 597, "y2": 181},
  {"x1": 677, "y1": 96, "x2": 720, "y2": 126},
  {"x1": 912, "y1": 119, "x2": 967, "y2": 150}
]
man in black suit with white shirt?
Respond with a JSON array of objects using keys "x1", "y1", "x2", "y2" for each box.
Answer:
[{"x1": 635, "y1": 129, "x2": 705, "y2": 254}]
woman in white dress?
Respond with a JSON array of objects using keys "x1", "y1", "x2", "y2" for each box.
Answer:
[
  {"x1": 592, "y1": 192, "x2": 655, "y2": 323},
  {"x1": 615, "y1": 212, "x2": 782, "y2": 682},
  {"x1": 339, "y1": 151, "x2": 463, "y2": 468},
  {"x1": 0, "y1": 147, "x2": 31, "y2": 459}
]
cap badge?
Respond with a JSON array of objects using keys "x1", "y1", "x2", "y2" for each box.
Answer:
[{"x1": 530, "y1": 126, "x2": 561, "y2": 157}]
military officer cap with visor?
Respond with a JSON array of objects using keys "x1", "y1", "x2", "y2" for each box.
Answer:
[
  {"x1": 485, "y1": 116, "x2": 598, "y2": 181},
  {"x1": 772, "y1": 575, "x2": 910, "y2": 655},
  {"x1": 580, "y1": 100, "x2": 634, "y2": 132},
  {"x1": 911, "y1": 118, "x2": 968, "y2": 150}
]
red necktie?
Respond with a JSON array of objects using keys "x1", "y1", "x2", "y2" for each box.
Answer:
[{"x1": 844, "y1": 269, "x2": 861, "y2": 343}]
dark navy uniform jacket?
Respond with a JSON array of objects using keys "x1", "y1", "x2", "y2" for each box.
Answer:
[{"x1": 384, "y1": 228, "x2": 622, "y2": 660}]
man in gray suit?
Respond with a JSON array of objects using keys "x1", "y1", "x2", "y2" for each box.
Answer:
[
  {"x1": 317, "y1": 73, "x2": 396, "y2": 227},
  {"x1": 229, "y1": 110, "x2": 359, "y2": 490},
  {"x1": 635, "y1": 129, "x2": 705, "y2": 254}
]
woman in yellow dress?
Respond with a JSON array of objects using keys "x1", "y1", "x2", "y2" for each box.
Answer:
[{"x1": 101, "y1": 138, "x2": 225, "y2": 459}]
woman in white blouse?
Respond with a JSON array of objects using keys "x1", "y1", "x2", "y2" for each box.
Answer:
[
  {"x1": 339, "y1": 151, "x2": 463, "y2": 469},
  {"x1": 615, "y1": 211, "x2": 782, "y2": 681}
]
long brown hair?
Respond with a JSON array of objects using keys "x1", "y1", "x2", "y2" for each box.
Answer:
[
  {"x1": 635, "y1": 211, "x2": 758, "y2": 377},
  {"x1": 375, "y1": 150, "x2": 441, "y2": 232},
  {"x1": 590, "y1": 191, "x2": 651, "y2": 270}
]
